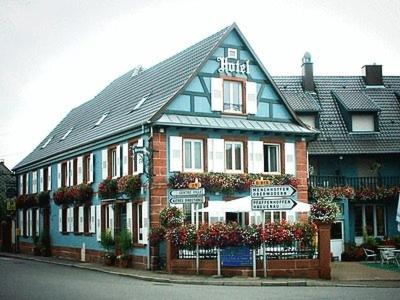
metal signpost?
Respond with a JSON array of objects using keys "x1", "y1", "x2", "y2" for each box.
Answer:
[
  {"x1": 169, "y1": 188, "x2": 205, "y2": 275},
  {"x1": 250, "y1": 184, "x2": 298, "y2": 278}
]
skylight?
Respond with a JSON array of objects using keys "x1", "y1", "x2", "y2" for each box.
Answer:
[
  {"x1": 41, "y1": 136, "x2": 53, "y2": 149},
  {"x1": 131, "y1": 94, "x2": 151, "y2": 112},
  {"x1": 60, "y1": 127, "x2": 73, "y2": 141},
  {"x1": 94, "y1": 112, "x2": 109, "y2": 127}
]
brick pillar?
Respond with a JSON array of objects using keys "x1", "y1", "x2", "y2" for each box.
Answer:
[
  {"x1": 317, "y1": 222, "x2": 331, "y2": 280},
  {"x1": 295, "y1": 141, "x2": 308, "y2": 202},
  {"x1": 150, "y1": 132, "x2": 168, "y2": 228},
  {"x1": 150, "y1": 131, "x2": 168, "y2": 270}
]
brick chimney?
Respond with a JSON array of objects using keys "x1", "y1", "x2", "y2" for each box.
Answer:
[
  {"x1": 362, "y1": 64, "x2": 383, "y2": 86},
  {"x1": 302, "y1": 52, "x2": 314, "y2": 92}
]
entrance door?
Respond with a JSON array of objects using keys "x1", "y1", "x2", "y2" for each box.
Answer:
[{"x1": 330, "y1": 221, "x2": 344, "y2": 261}]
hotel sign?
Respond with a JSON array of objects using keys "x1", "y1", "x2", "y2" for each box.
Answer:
[{"x1": 217, "y1": 57, "x2": 250, "y2": 75}]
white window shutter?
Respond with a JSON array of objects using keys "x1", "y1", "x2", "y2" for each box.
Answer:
[
  {"x1": 69, "y1": 159, "x2": 74, "y2": 186},
  {"x1": 57, "y1": 163, "x2": 62, "y2": 188},
  {"x1": 59, "y1": 208, "x2": 63, "y2": 232},
  {"x1": 67, "y1": 208, "x2": 71, "y2": 232},
  {"x1": 19, "y1": 175, "x2": 23, "y2": 195},
  {"x1": 285, "y1": 142, "x2": 296, "y2": 175},
  {"x1": 169, "y1": 136, "x2": 182, "y2": 172},
  {"x1": 246, "y1": 81, "x2": 258, "y2": 114},
  {"x1": 207, "y1": 138, "x2": 224, "y2": 172},
  {"x1": 137, "y1": 138, "x2": 144, "y2": 174},
  {"x1": 28, "y1": 209, "x2": 32, "y2": 237},
  {"x1": 39, "y1": 169, "x2": 44, "y2": 192},
  {"x1": 48, "y1": 166, "x2": 52, "y2": 191},
  {"x1": 126, "y1": 202, "x2": 133, "y2": 236},
  {"x1": 36, "y1": 209, "x2": 40, "y2": 236},
  {"x1": 142, "y1": 201, "x2": 148, "y2": 245},
  {"x1": 211, "y1": 77, "x2": 223, "y2": 111},
  {"x1": 248, "y1": 141, "x2": 264, "y2": 174},
  {"x1": 122, "y1": 143, "x2": 129, "y2": 176},
  {"x1": 77, "y1": 156, "x2": 83, "y2": 184},
  {"x1": 96, "y1": 205, "x2": 101, "y2": 241},
  {"x1": 108, "y1": 204, "x2": 114, "y2": 238},
  {"x1": 102, "y1": 149, "x2": 108, "y2": 180},
  {"x1": 32, "y1": 171, "x2": 37, "y2": 194},
  {"x1": 65, "y1": 162, "x2": 70, "y2": 187},
  {"x1": 25, "y1": 174, "x2": 28, "y2": 194},
  {"x1": 89, "y1": 153, "x2": 94, "y2": 183},
  {"x1": 116, "y1": 145, "x2": 121, "y2": 177},
  {"x1": 19, "y1": 210, "x2": 23, "y2": 231},
  {"x1": 78, "y1": 206, "x2": 84, "y2": 233},
  {"x1": 90, "y1": 205, "x2": 96, "y2": 233}
]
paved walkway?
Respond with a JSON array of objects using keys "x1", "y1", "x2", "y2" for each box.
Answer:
[{"x1": 1, "y1": 252, "x2": 400, "y2": 287}]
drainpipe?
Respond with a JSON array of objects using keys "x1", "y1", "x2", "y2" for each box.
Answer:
[{"x1": 146, "y1": 123, "x2": 153, "y2": 270}]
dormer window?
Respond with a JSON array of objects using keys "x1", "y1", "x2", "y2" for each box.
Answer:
[
  {"x1": 131, "y1": 94, "x2": 151, "y2": 112},
  {"x1": 351, "y1": 114, "x2": 375, "y2": 132},
  {"x1": 41, "y1": 136, "x2": 53, "y2": 149},
  {"x1": 94, "y1": 112, "x2": 109, "y2": 127},
  {"x1": 299, "y1": 115, "x2": 316, "y2": 129},
  {"x1": 60, "y1": 128, "x2": 73, "y2": 141}
]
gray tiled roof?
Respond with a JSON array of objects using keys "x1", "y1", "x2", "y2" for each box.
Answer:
[
  {"x1": 332, "y1": 91, "x2": 380, "y2": 111},
  {"x1": 274, "y1": 76, "x2": 400, "y2": 155},
  {"x1": 281, "y1": 91, "x2": 321, "y2": 112},
  {"x1": 14, "y1": 25, "x2": 232, "y2": 170},
  {"x1": 156, "y1": 114, "x2": 316, "y2": 135}
]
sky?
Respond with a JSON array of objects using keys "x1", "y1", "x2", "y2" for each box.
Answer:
[{"x1": 0, "y1": 0, "x2": 399, "y2": 169}]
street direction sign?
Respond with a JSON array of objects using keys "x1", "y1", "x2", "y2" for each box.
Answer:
[
  {"x1": 250, "y1": 185, "x2": 296, "y2": 199},
  {"x1": 169, "y1": 188, "x2": 205, "y2": 197},
  {"x1": 251, "y1": 198, "x2": 297, "y2": 211},
  {"x1": 169, "y1": 196, "x2": 205, "y2": 205}
]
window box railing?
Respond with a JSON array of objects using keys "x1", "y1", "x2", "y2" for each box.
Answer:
[{"x1": 309, "y1": 175, "x2": 400, "y2": 191}]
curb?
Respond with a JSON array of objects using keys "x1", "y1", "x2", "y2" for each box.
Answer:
[{"x1": 1, "y1": 253, "x2": 399, "y2": 288}]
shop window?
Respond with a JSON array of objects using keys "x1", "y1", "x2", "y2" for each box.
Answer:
[
  {"x1": 225, "y1": 141, "x2": 243, "y2": 173},
  {"x1": 183, "y1": 139, "x2": 203, "y2": 172},
  {"x1": 265, "y1": 211, "x2": 286, "y2": 223},
  {"x1": 223, "y1": 80, "x2": 243, "y2": 113},
  {"x1": 263, "y1": 144, "x2": 281, "y2": 174}
]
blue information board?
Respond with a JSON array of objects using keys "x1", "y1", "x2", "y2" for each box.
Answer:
[{"x1": 220, "y1": 246, "x2": 253, "y2": 267}]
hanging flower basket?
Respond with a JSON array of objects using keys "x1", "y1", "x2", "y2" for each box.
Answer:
[
  {"x1": 310, "y1": 196, "x2": 340, "y2": 224},
  {"x1": 159, "y1": 206, "x2": 184, "y2": 229},
  {"x1": 98, "y1": 178, "x2": 118, "y2": 199},
  {"x1": 117, "y1": 175, "x2": 141, "y2": 198}
]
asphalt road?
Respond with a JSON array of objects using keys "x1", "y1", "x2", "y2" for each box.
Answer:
[{"x1": 1, "y1": 257, "x2": 399, "y2": 300}]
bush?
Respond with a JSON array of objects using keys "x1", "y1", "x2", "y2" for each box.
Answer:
[
  {"x1": 341, "y1": 243, "x2": 364, "y2": 261},
  {"x1": 149, "y1": 227, "x2": 166, "y2": 246},
  {"x1": 98, "y1": 179, "x2": 118, "y2": 199},
  {"x1": 118, "y1": 229, "x2": 132, "y2": 256},
  {"x1": 101, "y1": 229, "x2": 115, "y2": 253},
  {"x1": 117, "y1": 175, "x2": 141, "y2": 198},
  {"x1": 310, "y1": 195, "x2": 340, "y2": 224}
]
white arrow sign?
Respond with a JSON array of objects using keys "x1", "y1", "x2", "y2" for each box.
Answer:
[
  {"x1": 251, "y1": 198, "x2": 297, "y2": 211},
  {"x1": 170, "y1": 188, "x2": 205, "y2": 197},
  {"x1": 169, "y1": 197, "x2": 205, "y2": 205},
  {"x1": 250, "y1": 185, "x2": 296, "y2": 199}
]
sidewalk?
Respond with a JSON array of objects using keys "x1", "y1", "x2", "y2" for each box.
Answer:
[{"x1": 1, "y1": 252, "x2": 400, "y2": 288}]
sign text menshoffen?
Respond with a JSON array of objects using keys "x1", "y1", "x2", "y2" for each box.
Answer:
[{"x1": 250, "y1": 185, "x2": 296, "y2": 199}]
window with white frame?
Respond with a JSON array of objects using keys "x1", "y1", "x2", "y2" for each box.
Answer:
[
  {"x1": 265, "y1": 211, "x2": 287, "y2": 223},
  {"x1": 223, "y1": 80, "x2": 243, "y2": 113},
  {"x1": 354, "y1": 204, "x2": 385, "y2": 237},
  {"x1": 263, "y1": 144, "x2": 281, "y2": 173},
  {"x1": 111, "y1": 148, "x2": 117, "y2": 178},
  {"x1": 352, "y1": 114, "x2": 375, "y2": 132},
  {"x1": 225, "y1": 141, "x2": 243, "y2": 173},
  {"x1": 183, "y1": 139, "x2": 203, "y2": 172},
  {"x1": 227, "y1": 48, "x2": 237, "y2": 59}
]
